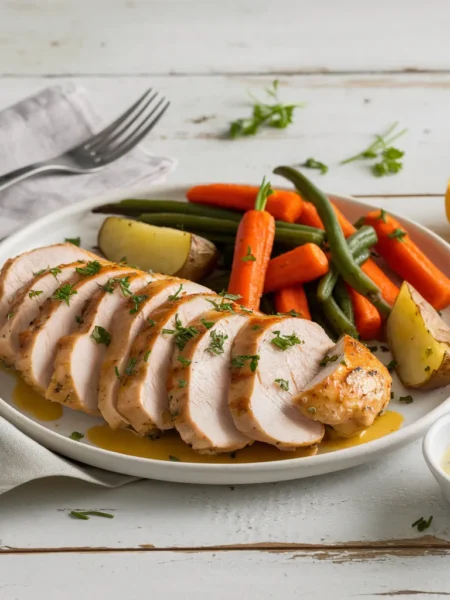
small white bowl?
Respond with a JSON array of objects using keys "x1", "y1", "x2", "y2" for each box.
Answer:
[{"x1": 423, "y1": 413, "x2": 450, "y2": 502}]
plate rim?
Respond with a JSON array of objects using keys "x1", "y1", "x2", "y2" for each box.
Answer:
[{"x1": 1, "y1": 182, "x2": 450, "y2": 480}]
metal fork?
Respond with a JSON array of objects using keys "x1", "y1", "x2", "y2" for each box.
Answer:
[{"x1": 0, "y1": 89, "x2": 170, "y2": 193}]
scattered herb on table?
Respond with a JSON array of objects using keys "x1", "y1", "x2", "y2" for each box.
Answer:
[
  {"x1": 412, "y1": 516, "x2": 433, "y2": 532},
  {"x1": 229, "y1": 79, "x2": 305, "y2": 138},
  {"x1": 231, "y1": 354, "x2": 260, "y2": 372},
  {"x1": 90, "y1": 326, "x2": 111, "y2": 346},
  {"x1": 52, "y1": 283, "x2": 77, "y2": 306},
  {"x1": 271, "y1": 330, "x2": 302, "y2": 351},
  {"x1": 75, "y1": 261, "x2": 102, "y2": 276},
  {"x1": 70, "y1": 510, "x2": 114, "y2": 520},
  {"x1": 65, "y1": 237, "x2": 81, "y2": 247},
  {"x1": 300, "y1": 158, "x2": 328, "y2": 175},
  {"x1": 206, "y1": 330, "x2": 228, "y2": 355},
  {"x1": 69, "y1": 431, "x2": 84, "y2": 441},
  {"x1": 275, "y1": 378, "x2": 289, "y2": 391}
]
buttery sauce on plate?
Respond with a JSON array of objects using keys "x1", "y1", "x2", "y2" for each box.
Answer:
[{"x1": 9, "y1": 368, "x2": 403, "y2": 463}]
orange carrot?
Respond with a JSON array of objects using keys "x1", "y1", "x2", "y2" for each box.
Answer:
[
  {"x1": 364, "y1": 210, "x2": 450, "y2": 310},
  {"x1": 332, "y1": 203, "x2": 357, "y2": 237},
  {"x1": 263, "y1": 243, "x2": 329, "y2": 294},
  {"x1": 228, "y1": 179, "x2": 276, "y2": 310},
  {"x1": 360, "y1": 260, "x2": 399, "y2": 306},
  {"x1": 186, "y1": 183, "x2": 303, "y2": 223},
  {"x1": 346, "y1": 285, "x2": 382, "y2": 340},
  {"x1": 296, "y1": 202, "x2": 324, "y2": 229},
  {"x1": 273, "y1": 285, "x2": 311, "y2": 320}
]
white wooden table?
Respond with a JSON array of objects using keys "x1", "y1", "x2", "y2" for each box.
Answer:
[{"x1": 1, "y1": 1, "x2": 450, "y2": 597}]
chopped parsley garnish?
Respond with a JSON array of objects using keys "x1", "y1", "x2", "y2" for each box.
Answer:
[
  {"x1": 65, "y1": 237, "x2": 81, "y2": 247},
  {"x1": 399, "y1": 395, "x2": 413, "y2": 404},
  {"x1": 380, "y1": 345, "x2": 389, "y2": 352},
  {"x1": 114, "y1": 366, "x2": 120, "y2": 379},
  {"x1": 168, "y1": 284, "x2": 183, "y2": 302},
  {"x1": 129, "y1": 294, "x2": 148, "y2": 315},
  {"x1": 319, "y1": 354, "x2": 339, "y2": 367},
  {"x1": 219, "y1": 291, "x2": 242, "y2": 301},
  {"x1": 162, "y1": 328, "x2": 175, "y2": 335},
  {"x1": 102, "y1": 277, "x2": 132, "y2": 296},
  {"x1": 366, "y1": 345, "x2": 378, "y2": 352},
  {"x1": 301, "y1": 157, "x2": 328, "y2": 175},
  {"x1": 308, "y1": 407, "x2": 317, "y2": 414},
  {"x1": 275, "y1": 378, "x2": 289, "y2": 391},
  {"x1": 386, "y1": 360, "x2": 398, "y2": 372},
  {"x1": 53, "y1": 283, "x2": 77, "y2": 306},
  {"x1": 229, "y1": 79, "x2": 304, "y2": 138},
  {"x1": 33, "y1": 268, "x2": 47, "y2": 277},
  {"x1": 69, "y1": 431, "x2": 84, "y2": 441},
  {"x1": 425, "y1": 366, "x2": 431, "y2": 372},
  {"x1": 271, "y1": 330, "x2": 302, "y2": 351},
  {"x1": 388, "y1": 228, "x2": 407, "y2": 242},
  {"x1": 178, "y1": 379, "x2": 187, "y2": 388},
  {"x1": 276, "y1": 309, "x2": 301, "y2": 318},
  {"x1": 241, "y1": 245, "x2": 256, "y2": 262},
  {"x1": 231, "y1": 354, "x2": 260, "y2": 372},
  {"x1": 378, "y1": 209, "x2": 387, "y2": 223},
  {"x1": 90, "y1": 326, "x2": 111, "y2": 346},
  {"x1": 147, "y1": 318, "x2": 155, "y2": 327},
  {"x1": 251, "y1": 324, "x2": 262, "y2": 330},
  {"x1": 169, "y1": 455, "x2": 181, "y2": 462},
  {"x1": 28, "y1": 289, "x2": 43, "y2": 299},
  {"x1": 143, "y1": 350, "x2": 151, "y2": 362},
  {"x1": 6, "y1": 311, "x2": 14, "y2": 320},
  {"x1": 75, "y1": 315, "x2": 84, "y2": 324},
  {"x1": 207, "y1": 298, "x2": 235, "y2": 313},
  {"x1": 201, "y1": 318, "x2": 214, "y2": 329},
  {"x1": 125, "y1": 357, "x2": 137, "y2": 376},
  {"x1": 165, "y1": 314, "x2": 199, "y2": 351},
  {"x1": 70, "y1": 510, "x2": 114, "y2": 520},
  {"x1": 75, "y1": 261, "x2": 102, "y2": 277},
  {"x1": 373, "y1": 148, "x2": 405, "y2": 177},
  {"x1": 177, "y1": 355, "x2": 191, "y2": 367},
  {"x1": 49, "y1": 267, "x2": 62, "y2": 278},
  {"x1": 412, "y1": 516, "x2": 433, "y2": 532},
  {"x1": 206, "y1": 330, "x2": 228, "y2": 355}
]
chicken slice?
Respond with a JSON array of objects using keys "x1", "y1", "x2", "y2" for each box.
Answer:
[
  {"x1": 0, "y1": 262, "x2": 89, "y2": 365},
  {"x1": 118, "y1": 293, "x2": 218, "y2": 434},
  {"x1": 16, "y1": 263, "x2": 133, "y2": 396},
  {"x1": 169, "y1": 309, "x2": 251, "y2": 454},
  {"x1": 229, "y1": 316, "x2": 334, "y2": 450},
  {"x1": 46, "y1": 271, "x2": 154, "y2": 415},
  {"x1": 292, "y1": 335, "x2": 392, "y2": 437},
  {"x1": 98, "y1": 278, "x2": 209, "y2": 429},
  {"x1": 0, "y1": 243, "x2": 99, "y2": 326}
]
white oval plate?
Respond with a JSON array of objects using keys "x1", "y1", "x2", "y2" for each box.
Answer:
[{"x1": 1, "y1": 183, "x2": 450, "y2": 485}]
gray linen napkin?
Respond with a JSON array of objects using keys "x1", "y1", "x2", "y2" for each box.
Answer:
[
  {"x1": 0, "y1": 83, "x2": 175, "y2": 238},
  {"x1": 0, "y1": 84, "x2": 175, "y2": 493}
]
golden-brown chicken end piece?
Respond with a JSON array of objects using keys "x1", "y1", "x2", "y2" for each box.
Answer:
[{"x1": 292, "y1": 335, "x2": 392, "y2": 437}]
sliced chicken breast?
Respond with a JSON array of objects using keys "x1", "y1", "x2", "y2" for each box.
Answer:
[
  {"x1": 16, "y1": 263, "x2": 132, "y2": 396},
  {"x1": 46, "y1": 270, "x2": 154, "y2": 415},
  {"x1": 0, "y1": 243, "x2": 98, "y2": 327},
  {"x1": 229, "y1": 316, "x2": 334, "y2": 450},
  {"x1": 292, "y1": 335, "x2": 392, "y2": 437},
  {"x1": 98, "y1": 278, "x2": 209, "y2": 429},
  {"x1": 118, "y1": 292, "x2": 218, "y2": 434},
  {"x1": 0, "y1": 262, "x2": 88, "y2": 365},
  {"x1": 169, "y1": 309, "x2": 251, "y2": 453}
]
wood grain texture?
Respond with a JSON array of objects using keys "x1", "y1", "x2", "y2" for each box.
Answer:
[
  {"x1": 0, "y1": 74, "x2": 448, "y2": 195},
  {"x1": 0, "y1": 0, "x2": 449, "y2": 75},
  {"x1": 1, "y1": 550, "x2": 450, "y2": 599}
]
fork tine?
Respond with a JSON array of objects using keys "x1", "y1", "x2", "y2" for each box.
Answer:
[
  {"x1": 89, "y1": 91, "x2": 159, "y2": 153},
  {"x1": 100, "y1": 100, "x2": 170, "y2": 163},
  {"x1": 82, "y1": 88, "x2": 153, "y2": 150}
]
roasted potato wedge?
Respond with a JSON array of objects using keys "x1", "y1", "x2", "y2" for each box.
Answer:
[
  {"x1": 98, "y1": 217, "x2": 218, "y2": 281},
  {"x1": 387, "y1": 281, "x2": 450, "y2": 389}
]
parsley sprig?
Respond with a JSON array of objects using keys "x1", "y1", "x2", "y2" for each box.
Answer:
[
  {"x1": 340, "y1": 121, "x2": 407, "y2": 177},
  {"x1": 206, "y1": 330, "x2": 228, "y2": 355},
  {"x1": 229, "y1": 80, "x2": 304, "y2": 138},
  {"x1": 75, "y1": 261, "x2": 102, "y2": 277},
  {"x1": 90, "y1": 326, "x2": 111, "y2": 346},
  {"x1": 53, "y1": 283, "x2": 77, "y2": 306},
  {"x1": 301, "y1": 157, "x2": 328, "y2": 175},
  {"x1": 271, "y1": 331, "x2": 302, "y2": 351},
  {"x1": 231, "y1": 354, "x2": 260, "y2": 372},
  {"x1": 163, "y1": 314, "x2": 199, "y2": 351}
]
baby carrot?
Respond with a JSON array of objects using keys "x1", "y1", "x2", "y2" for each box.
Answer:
[
  {"x1": 263, "y1": 243, "x2": 329, "y2": 294},
  {"x1": 273, "y1": 285, "x2": 311, "y2": 320},
  {"x1": 227, "y1": 179, "x2": 276, "y2": 310},
  {"x1": 360, "y1": 260, "x2": 399, "y2": 306},
  {"x1": 186, "y1": 183, "x2": 303, "y2": 223},
  {"x1": 296, "y1": 201, "x2": 355, "y2": 237},
  {"x1": 364, "y1": 210, "x2": 450, "y2": 310},
  {"x1": 346, "y1": 285, "x2": 382, "y2": 340}
]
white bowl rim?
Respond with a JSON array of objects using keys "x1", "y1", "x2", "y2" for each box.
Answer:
[{"x1": 423, "y1": 412, "x2": 450, "y2": 481}]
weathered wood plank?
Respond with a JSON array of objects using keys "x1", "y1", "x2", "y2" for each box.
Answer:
[
  {"x1": 1, "y1": 550, "x2": 450, "y2": 599},
  {"x1": 0, "y1": 0, "x2": 449, "y2": 75}
]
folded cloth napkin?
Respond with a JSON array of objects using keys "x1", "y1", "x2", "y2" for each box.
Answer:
[
  {"x1": 0, "y1": 418, "x2": 136, "y2": 496},
  {"x1": 0, "y1": 83, "x2": 175, "y2": 238},
  {"x1": 0, "y1": 84, "x2": 174, "y2": 492}
]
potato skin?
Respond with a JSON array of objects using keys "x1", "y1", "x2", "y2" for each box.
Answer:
[
  {"x1": 387, "y1": 281, "x2": 450, "y2": 390},
  {"x1": 174, "y1": 234, "x2": 219, "y2": 281}
]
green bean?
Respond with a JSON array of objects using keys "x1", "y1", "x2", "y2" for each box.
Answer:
[
  {"x1": 274, "y1": 166, "x2": 391, "y2": 316},
  {"x1": 93, "y1": 199, "x2": 243, "y2": 221},
  {"x1": 138, "y1": 213, "x2": 325, "y2": 247},
  {"x1": 334, "y1": 279, "x2": 354, "y2": 323},
  {"x1": 317, "y1": 227, "x2": 375, "y2": 302},
  {"x1": 322, "y1": 296, "x2": 359, "y2": 339}
]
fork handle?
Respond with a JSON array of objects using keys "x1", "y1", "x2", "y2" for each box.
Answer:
[{"x1": 0, "y1": 162, "x2": 69, "y2": 193}]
